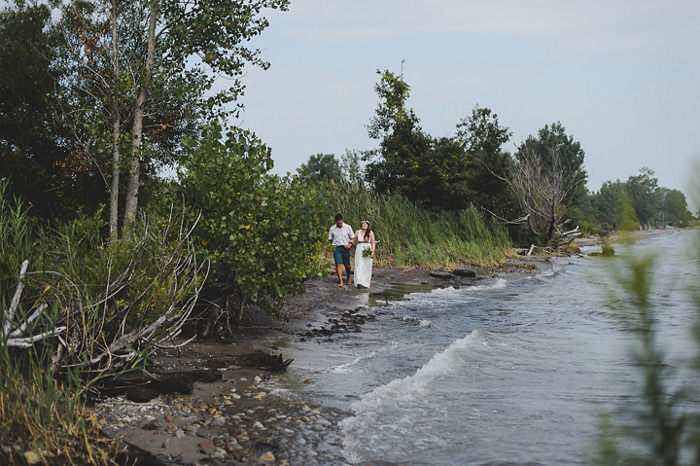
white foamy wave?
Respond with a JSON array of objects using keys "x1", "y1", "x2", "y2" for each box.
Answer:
[
  {"x1": 397, "y1": 278, "x2": 508, "y2": 309},
  {"x1": 340, "y1": 330, "x2": 492, "y2": 463},
  {"x1": 468, "y1": 277, "x2": 507, "y2": 291},
  {"x1": 322, "y1": 341, "x2": 402, "y2": 374},
  {"x1": 348, "y1": 330, "x2": 490, "y2": 409},
  {"x1": 400, "y1": 315, "x2": 435, "y2": 328},
  {"x1": 325, "y1": 351, "x2": 378, "y2": 373}
]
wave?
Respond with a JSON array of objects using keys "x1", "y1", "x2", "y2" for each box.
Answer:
[
  {"x1": 397, "y1": 278, "x2": 509, "y2": 309},
  {"x1": 340, "y1": 330, "x2": 494, "y2": 463},
  {"x1": 321, "y1": 341, "x2": 403, "y2": 374},
  {"x1": 399, "y1": 314, "x2": 435, "y2": 328}
]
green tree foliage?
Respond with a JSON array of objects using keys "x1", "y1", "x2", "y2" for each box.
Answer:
[
  {"x1": 455, "y1": 106, "x2": 517, "y2": 219},
  {"x1": 364, "y1": 70, "x2": 434, "y2": 199},
  {"x1": 519, "y1": 122, "x2": 588, "y2": 214},
  {"x1": 661, "y1": 188, "x2": 692, "y2": 227},
  {"x1": 595, "y1": 181, "x2": 639, "y2": 232},
  {"x1": 365, "y1": 71, "x2": 501, "y2": 212},
  {"x1": 298, "y1": 153, "x2": 343, "y2": 182},
  {"x1": 0, "y1": 3, "x2": 81, "y2": 218},
  {"x1": 624, "y1": 167, "x2": 661, "y2": 227},
  {"x1": 171, "y1": 122, "x2": 327, "y2": 321},
  {"x1": 2, "y1": 0, "x2": 288, "y2": 231},
  {"x1": 340, "y1": 150, "x2": 363, "y2": 185},
  {"x1": 588, "y1": 172, "x2": 692, "y2": 234}
]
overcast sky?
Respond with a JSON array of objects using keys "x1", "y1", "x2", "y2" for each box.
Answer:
[{"x1": 234, "y1": 0, "x2": 700, "y2": 206}]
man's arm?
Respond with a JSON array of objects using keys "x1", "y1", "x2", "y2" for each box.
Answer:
[{"x1": 346, "y1": 230, "x2": 358, "y2": 249}]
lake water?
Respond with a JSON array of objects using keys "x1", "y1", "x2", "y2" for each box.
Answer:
[{"x1": 276, "y1": 230, "x2": 698, "y2": 465}]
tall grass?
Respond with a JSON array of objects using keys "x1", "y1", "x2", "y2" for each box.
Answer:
[
  {"x1": 324, "y1": 181, "x2": 511, "y2": 269},
  {"x1": 0, "y1": 182, "x2": 119, "y2": 463},
  {"x1": 0, "y1": 342, "x2": 119, "y2": 464}
]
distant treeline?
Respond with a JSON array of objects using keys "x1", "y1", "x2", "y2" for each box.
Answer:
[{"x1": 298, "y1": 70, "x2": 694, "y2": 245}]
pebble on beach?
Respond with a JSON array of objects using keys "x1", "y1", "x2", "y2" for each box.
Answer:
[{"x1": 95, "y1": 373, "x2": 347, "y2": 465}]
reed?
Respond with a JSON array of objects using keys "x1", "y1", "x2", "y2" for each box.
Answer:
[
  {"x1": 323, "y1": 181, "x2": 510, "y2": 269},
  {"x1": 0, "y1": 316, "x2": 119, "y2": 465}
]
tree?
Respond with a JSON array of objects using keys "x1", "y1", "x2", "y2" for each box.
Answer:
[
  {"x1": 297, "y1": 153, "x2": 342, "y2": 182},
  {"x1": 340, "y1": 150, "x2": 363, "y2": 185},
  {"x1": 455, "y1": 106, "x2": 516, "y2": 218},
  {"x1": 364, "y1": 70, "x2": 433, "y2": 198},
  {"x1": 520, "y1": 122, "x2": 588, "y2": 209},
  {"x1": 171, "y1": 121, "x2": 327, "y2": 326},
  {"x1": 0, "y1": 2, "x2": 77, "y2": 218},
  {"x1": 42, "y1": 0, "x2": 288, "y2": 235},
  {"x1": 364, "y1": 70, "x2": 472, "y2": 210},
  {"x1": 661, "y1": 188, "x2": 692, "y2": 227},
  {"x1": 508, "y1": 122, "x2": 588, "y2": 243},
  {"x1": 506, "y1": 143, "x2": 583, "y2": 245},
  {"x1": 625, "y1": 167, "x2": 661, "y2": 227},
  {"x1": 595, "y1": 180, "x2": 639, "y2": 232}
]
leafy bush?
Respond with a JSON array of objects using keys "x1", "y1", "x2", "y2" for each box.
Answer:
[{"x1": 168, "y1": 122, "x2": 328, "y2": 321}]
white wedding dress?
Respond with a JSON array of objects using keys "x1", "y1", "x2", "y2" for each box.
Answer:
[{"x1": 354, "y1": 232, "x2": 373, "y2": 288}]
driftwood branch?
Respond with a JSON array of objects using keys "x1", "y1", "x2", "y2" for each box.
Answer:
[
  {"x1": 2, "y1": 261, "x2": 66, "y2": 348},
  {"x1": 2, "y1": 209, "x2": 208, "y2": 375}
]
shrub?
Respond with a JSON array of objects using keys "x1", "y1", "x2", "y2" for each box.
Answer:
[{"x1": 168, "y1": 122, "x2": 328, "y2": 323}]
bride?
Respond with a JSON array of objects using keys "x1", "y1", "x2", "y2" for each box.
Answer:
[{"x1": 352, "y1": 220, "x2": 376, "y2": 288}]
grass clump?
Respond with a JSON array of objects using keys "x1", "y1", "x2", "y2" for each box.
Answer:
[
  {"x1": 0, "y1": 180, "x2": 204, "y2": 463},
  {"x1": 0, "y1": 346, "x2": 120, "y2": 465}
]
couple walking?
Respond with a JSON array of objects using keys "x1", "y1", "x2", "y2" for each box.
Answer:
[{"x1": 328, "y1": 213, "x2": 376, "y2": 288}]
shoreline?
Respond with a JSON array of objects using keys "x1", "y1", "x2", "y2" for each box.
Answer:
[
  {"x1": 99, "y1": 229, "x2": 674, "y2": 464},
  {"x1": 99, "y1": 259, "x2": 546, "y2": 465}
]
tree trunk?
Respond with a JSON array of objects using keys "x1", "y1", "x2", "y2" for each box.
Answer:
[
  {"x1": 124, "y1": 3, "x2": 157, "y2": 234},
  {"x1": 109, "y1": 0, "x2": 120, "y2": 238}
]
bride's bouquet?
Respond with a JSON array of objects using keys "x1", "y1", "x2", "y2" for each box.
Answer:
[{"x1": 362, "y1": 247, "x2": 373, "y2": 258}]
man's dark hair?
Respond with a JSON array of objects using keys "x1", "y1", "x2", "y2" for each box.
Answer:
[{"x1": 335, "y1": 213, "x2": 343, "y2": 221}]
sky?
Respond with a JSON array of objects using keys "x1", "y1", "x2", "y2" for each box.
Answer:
[{"x1": 233, "y1": 0, "x2": 700, "y2": 207}]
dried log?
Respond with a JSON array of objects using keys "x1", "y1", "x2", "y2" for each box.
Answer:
[{"x1": 236, "y1": 350, "x2": 293, "y2": 372}]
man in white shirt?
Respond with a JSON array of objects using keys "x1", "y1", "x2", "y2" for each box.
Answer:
[{"x1": 328, "y1": 213, "x2": 355, "y2": 287}]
